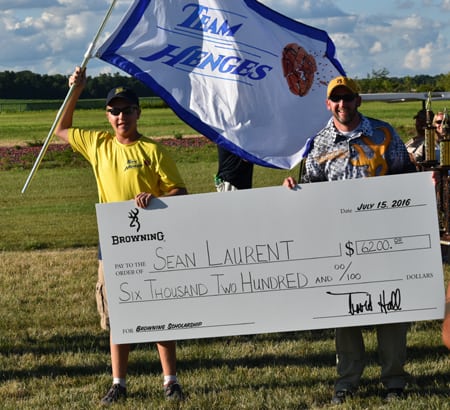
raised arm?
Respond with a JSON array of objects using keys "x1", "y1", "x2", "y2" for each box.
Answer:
[{"x1": 54, "y1": 66, "x2": 86, "y2": 143}]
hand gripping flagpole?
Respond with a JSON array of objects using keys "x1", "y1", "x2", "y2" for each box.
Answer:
[{"x1": 21, "y1": 0, "x2": 118, "y2": 194}]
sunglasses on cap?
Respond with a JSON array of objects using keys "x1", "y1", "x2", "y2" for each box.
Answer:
[
  {"x1": 329, "y1": 94, "x2": 357, "y2": 103},
  {"x1": 106, "y1": 106, "x2": 138, "y2": 116}
]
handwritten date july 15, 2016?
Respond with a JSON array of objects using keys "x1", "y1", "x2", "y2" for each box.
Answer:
[
  {"x1": 356, "y1": 198, "x2": 412, "y2": 211},
  {"x1": 340, "y1": 198, "x2": 413, "y2": 214}
]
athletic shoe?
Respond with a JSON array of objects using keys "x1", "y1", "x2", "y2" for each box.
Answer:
[
  {"x1": 164, "y1": 382, "x2": 185, "y2": 400},
  {"x1": 100, "y1": 384, "x2": 127, "y2": 406},
  {"x1": 385, "y1": 388, "x2": 405, "y2": 401},
  {"x1": 331, "y1": 390, "x2": 352, "y2": 404}
]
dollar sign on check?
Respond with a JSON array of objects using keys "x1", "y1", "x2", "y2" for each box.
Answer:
[{"x1": 345, "y1": 241, "x2": 355, "y2": 257}]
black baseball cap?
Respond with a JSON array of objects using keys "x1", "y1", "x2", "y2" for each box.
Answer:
[{"x1": 105, "y1": 86, "x2": 139, "y2": 107}]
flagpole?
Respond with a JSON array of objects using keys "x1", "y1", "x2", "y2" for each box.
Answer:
[{"x1": 21, "y1": 0, "x2": 118, "y2": 194}]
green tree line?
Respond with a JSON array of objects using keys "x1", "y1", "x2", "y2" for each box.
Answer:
[
  {"x1": 0, "y1": 71, "x2": 157, "y2": 100},
  {"x1": 357, "y1": 68, "x2": 450, "y2": 93},
  {"x1": 0, "y1": 68, "x2": 449, "y2": 100}
]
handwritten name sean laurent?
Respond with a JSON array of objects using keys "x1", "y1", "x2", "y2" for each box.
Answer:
[
  {"x1": 151, "y1": 239, "x2": 295, "y2": 270},
  {"x1": 326, "y1": 289, "x2": 402, "y2": 315}
]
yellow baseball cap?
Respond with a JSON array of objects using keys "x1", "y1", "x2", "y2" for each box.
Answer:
[{"x1": 327, "y1": 76, "x2": 359, "y2": 98}]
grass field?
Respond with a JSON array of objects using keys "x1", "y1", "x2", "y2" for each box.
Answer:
[
  {"x1": 0, "y1": 100, "x2": 433, "y2": 146},
  {"x1": 0, "y1": 104, "x2": 449, "y2": 409},
  {"x1": 0, "y1": 248, "x2": 448, "y2": 409},
  {"x1": 0, "y1": 106, "x2": 195, "y2": 146}
]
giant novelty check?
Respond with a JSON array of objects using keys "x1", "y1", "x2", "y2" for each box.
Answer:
[{"x1": 96, "y1": 172, "x2": 445, "y2": 344}]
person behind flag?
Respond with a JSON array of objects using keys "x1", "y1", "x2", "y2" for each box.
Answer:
[
  {"x1": 54, "y1": 67, "x2": 187, "y2": 406},
  {"x1": 214, "y1": 146, "x2": 254, "y2": 191},
  {"x1": 283, "y1": 76, "x2": 415, "y2": 404}
]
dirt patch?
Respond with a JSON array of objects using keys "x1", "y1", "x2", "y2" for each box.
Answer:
[{"x1": 0, "y1": 136, "x2": 213, "y2": 169}]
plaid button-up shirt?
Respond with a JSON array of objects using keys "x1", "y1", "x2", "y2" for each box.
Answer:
[{"x1": 302, "y1": 115, "x2": 415, "y2": 183}]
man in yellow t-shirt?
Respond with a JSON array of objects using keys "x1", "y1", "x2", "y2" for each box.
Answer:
[{"x1": 55, "y1": 66, "x2": 187, "y2": 406}]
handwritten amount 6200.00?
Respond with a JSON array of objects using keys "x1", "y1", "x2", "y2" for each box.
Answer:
[{"x1": 345, "y1": 238, "x2": 401, "y2": 256}]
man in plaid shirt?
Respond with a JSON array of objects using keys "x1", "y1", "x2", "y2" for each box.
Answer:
[{"x1": 284, "y1": 76, "x2": 415, "y2": 404}]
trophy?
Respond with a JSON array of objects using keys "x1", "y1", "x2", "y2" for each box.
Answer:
[
  {"x1": 440, "y1": 108, "x2": 450, "y2": 166},
  {"x1": 424, "y1": 92, "x2": 437, "y2": 163}
]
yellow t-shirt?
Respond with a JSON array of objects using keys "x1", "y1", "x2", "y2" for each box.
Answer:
[{"x1": 69, "y1": 128, "x2": 186, "y2": 203}]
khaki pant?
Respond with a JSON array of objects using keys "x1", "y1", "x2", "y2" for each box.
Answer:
[{"x1": 95, "y1": 260, "x2": 110, "y2": 331}]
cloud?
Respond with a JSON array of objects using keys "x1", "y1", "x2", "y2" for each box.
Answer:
[
  {"x1": 0, "y1": 0, "x2": 449, "y2": 78},
  {"x1": 301, "y1": 2, "x2": 448, "y2": 77},
  {"x1": 369, "y1": 41, "x2": 383, "y2": 54},
  {"x1": 0, "y1": 0, "x2": 55, "y2": 9},
  {"x1": 331, "y1": 33, "x2": 360, "y2": 50},
  {"x1": 262, "y1": 0, "x2": 346, "y2": 18},
  {"x1": 403, "y1": 42, "x2": 434, "y2": 71},
  {"x1": 0, "y1": 0, "x2": 132, "y2": 74}
]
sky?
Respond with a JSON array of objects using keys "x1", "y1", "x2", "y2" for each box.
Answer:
[{"x1": 0, "y1": 0, "x2": 449, "y2": 79}]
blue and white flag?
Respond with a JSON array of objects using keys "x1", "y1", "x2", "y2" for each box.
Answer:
[{"x1": 96, "y1": 0, "x2": 345, "y2": 169}]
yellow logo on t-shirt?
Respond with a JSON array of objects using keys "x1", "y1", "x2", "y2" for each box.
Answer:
[
  {"x1": 124, "y1": 159, "x2": 142, "y2": 171},
  {"x1": 350, "y1": 127, "x2": 391, "y2": 176}
]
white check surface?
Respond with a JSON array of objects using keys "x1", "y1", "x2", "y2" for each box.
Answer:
[{"x1": 96, "y1": 173, "x2": 445, "y2": 344}]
